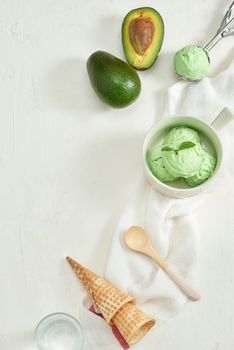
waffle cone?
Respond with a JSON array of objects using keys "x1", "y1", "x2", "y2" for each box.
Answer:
[
  {"x1": 66, "y1": 257, "x2": 135, "y2": 323},
  {"x1": 112, "y1": 302, "x2": 156, "y2": 345}
]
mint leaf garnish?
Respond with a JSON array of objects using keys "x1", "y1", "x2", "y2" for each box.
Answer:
[
  {"x1": 161, "y1": 146, "x2": 173, "y2": 152},
  {"x1": 178, "y1": 141, "x2": 196, "y2": 150}
]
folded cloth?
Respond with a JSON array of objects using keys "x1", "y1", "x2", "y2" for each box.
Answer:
[{"x1": 81, "y1": 60, "x2": 234, "y2": 349}]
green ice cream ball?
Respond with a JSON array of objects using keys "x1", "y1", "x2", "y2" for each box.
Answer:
[
  {"x1": 164, "y1": 126, "x2": 200, "y2": 149},
  {"x1": 162, "y1": 143, "x2": 203, "y2": 178},
  {"x1": 148, "y1": 157, "x2": 177, "y2": 182},
  {"x1": 147, "y1": 146, "x2": 177, "y2": 182},
  {"x1": 185, "y1": 151, "x2": 216, "y2": 187},
  {"x1": 174, "y1": 45, "x2": 210, "y2": 81},
  {"x1": 148, "y1": 145, "x2": 162, "y2": 161}
]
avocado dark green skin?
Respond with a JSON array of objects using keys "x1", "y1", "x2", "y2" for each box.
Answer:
[{"x1": 87, "y1": 51, "x2": 141, "y2": 108}]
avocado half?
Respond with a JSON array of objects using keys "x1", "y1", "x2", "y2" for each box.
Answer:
[{"x1": 122, "y1": 7, "x2": 164, "y2": 70}]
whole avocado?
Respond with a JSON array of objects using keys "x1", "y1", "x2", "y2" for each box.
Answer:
[{"x1": 87, "y1": 51, "x2": 141, "y2": 108}]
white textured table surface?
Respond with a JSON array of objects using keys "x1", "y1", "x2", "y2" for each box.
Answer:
[{"x1": 0, "y1": 0, "x2": 234, "y2": 349}]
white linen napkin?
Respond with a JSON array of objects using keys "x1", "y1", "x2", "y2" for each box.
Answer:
[{"x1": 81, "y1": 60, "x2": 234, "y2": 349}]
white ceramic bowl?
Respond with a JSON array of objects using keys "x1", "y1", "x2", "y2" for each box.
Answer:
[{"x1": 143, "y1": 116, "x2": 223, "y2": 198}]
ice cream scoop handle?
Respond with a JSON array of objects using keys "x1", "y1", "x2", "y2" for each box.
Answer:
[
  {"x1": 203, "y1": 33, "x2": 222, "y2": 51},
  {"x1": 204, "y1": 17, "x2": 234, "y2": 51},
  {"x1": 165, "y1": 265, "x2": 201, "y2": 301}
]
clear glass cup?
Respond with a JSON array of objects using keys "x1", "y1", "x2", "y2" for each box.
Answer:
[{"x1": 34, "y1": 312, "x2": 84, "y2": 350}]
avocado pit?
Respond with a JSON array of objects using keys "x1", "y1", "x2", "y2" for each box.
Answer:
[
  {"x1": 129, "y1": 17, "x2": 155, "y2": 55},
  {"x1": 122, "y1": 7, "x2": 164, "y2": 70}
]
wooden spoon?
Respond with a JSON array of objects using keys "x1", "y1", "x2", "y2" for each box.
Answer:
[{"x1": 124, "y1": 226, "x2": 200, "y2": 301}]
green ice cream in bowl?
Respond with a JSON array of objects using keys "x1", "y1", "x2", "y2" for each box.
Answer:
[
  {"x1": 147, "y1": 125, "x2": 216, "y2": 187},
  {"x1": 143, "y1": 113, "x2": 226, "y2": 198}
]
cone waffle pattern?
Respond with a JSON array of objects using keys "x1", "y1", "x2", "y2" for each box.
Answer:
[
  {"x1": 112, "y1": 302, "x2": 156, "y2": 345},
  {"x1": 67, "y1": 257, "x2": 135, "y2": 323}
]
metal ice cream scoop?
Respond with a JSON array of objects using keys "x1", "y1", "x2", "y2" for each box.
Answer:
[
  {"x1": 204, "y1": 1, "x2": 234, "y2": 52},
  {"x1": 174, "y1": 2, "x2": 234, "y2": 81}
]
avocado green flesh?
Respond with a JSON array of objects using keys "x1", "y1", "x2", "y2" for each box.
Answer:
[
  {"x1": 122, "y1": 7, "x2": 164, "y2": 70},
  {"x1": 87, "y1": 51, "x2": 141, "y2": 108}
]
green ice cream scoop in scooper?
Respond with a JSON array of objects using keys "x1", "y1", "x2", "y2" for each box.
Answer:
[{"x1": 174, "y1": 1, "x2": 234, "y2": 81}]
